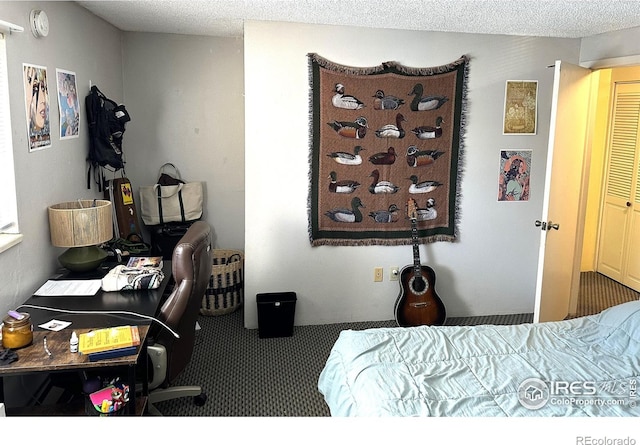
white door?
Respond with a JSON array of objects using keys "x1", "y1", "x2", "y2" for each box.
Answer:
[
  {"x1": 533, "y1": 61, "x2": 593, "y2": 323},
  {"x1": 597, "y1": 82, "x2": 640, "y2": 292}
]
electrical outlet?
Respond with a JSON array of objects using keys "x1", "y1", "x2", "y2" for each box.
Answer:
[
  {"x1": 374, "y1": 267, "x2": 383, "y2": 282},
  {"x1": 390, "y1": 266, "x2": 400, "y2": 281}
]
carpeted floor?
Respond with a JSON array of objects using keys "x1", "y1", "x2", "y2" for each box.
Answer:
[
  {"x1": 577, "y1": 271, "x2": 640, "y2": 316},
  {"x1": 153, "y1": 272, "x2": 639, "y2": 416}
]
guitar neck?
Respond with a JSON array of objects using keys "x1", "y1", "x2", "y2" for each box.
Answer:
[{"x1": 411, "y1": 218, "x2": 421, "y2": 275}]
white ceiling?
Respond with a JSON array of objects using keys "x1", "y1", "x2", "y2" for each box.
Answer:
[{"x1": 76, "y1": 0, "x2": 640, "y2": 39}]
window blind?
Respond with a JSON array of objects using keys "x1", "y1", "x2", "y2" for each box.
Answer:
[{"x1": 0, "y1": 33, "x2": 19, "y2": 234}]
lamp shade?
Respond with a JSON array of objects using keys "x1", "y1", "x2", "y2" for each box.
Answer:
[{"x1": 48, "y1": 200, "x2": 113, "y2": 247}]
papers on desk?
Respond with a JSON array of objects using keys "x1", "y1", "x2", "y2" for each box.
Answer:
[
  {"x1": 38, "y1": 319, "x2": 72, "y2": 331},
  {"x1": 34, "y1": 279, "x2": 102, "y2": 297}
]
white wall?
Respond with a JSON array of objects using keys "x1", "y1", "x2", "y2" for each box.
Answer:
[
  {"x1": 0, "y1": 2, "x2": 122, "y2": 316},
  {"x1": 120, "y1": 32, "x2": 245, "y2": 251},
  {"x1": 243, "y1": 21, "x2": 581, "y2": 328},
  {"x1": 580, "y1": 26, "x2": 640, "y2": 68}
]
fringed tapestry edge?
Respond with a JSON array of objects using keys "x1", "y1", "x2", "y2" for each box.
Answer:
[
  {"x1": 451, "y1": 54, "x2": 471, "y2": 243},
  {"x1": 384, "y1": 54, "x2": 470, "y2": 76},
  {"x1": 311, "y1": 235, "x2": 457, "y2": 247},
  {"x1": 307, "y1": 55, "x2": 315, "y2": 245},
  {"x1": 307, "y1": 52, "x2": 387, "y2": 76},
  {"x1": 307, "y1": 53, "x2": 470, "y2": 77}
]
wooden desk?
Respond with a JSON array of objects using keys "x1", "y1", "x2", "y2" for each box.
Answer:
[{"x1": 0, "y1": 261, "x2": 172, "y2": 415}]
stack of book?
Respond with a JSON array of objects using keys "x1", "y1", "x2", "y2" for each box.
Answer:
[{"x1": 78, "y1": 325, "x2": 140, "y2": 362}]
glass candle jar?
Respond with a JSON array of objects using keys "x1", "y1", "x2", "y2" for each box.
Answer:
[{"x1": 2, "y1": 312, "x2": 33, "y2": 349}]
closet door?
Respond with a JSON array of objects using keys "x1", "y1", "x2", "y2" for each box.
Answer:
[{"x1": 597, "y1": 82, "x2": 640, "y2": 292}]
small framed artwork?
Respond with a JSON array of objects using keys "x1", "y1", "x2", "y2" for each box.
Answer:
[
  {"x1": 498, "y1": 149, "x2": 531, "y2": 202},
  {"x1": 56, "y1": 69, "x2": 80, "y2": 139},
  {"x1": 503, "y1": 80, "x2": 538, "y2": 135}
]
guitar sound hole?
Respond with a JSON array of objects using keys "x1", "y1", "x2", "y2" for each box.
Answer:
[{"x1": 409, "y1": 276, "x2": 428, "y2": 296}]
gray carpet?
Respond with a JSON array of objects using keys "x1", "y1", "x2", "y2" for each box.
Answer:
[
  {"x1": 577, "y1": 271, "x2": 640, "y2": 316},
  {"x1": 153, "y1": 272, "x2": 638, "y2": 416}
]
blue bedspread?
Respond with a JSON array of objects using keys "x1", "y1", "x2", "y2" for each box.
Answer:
[{"x1": 318, "y1": 301, "x2": 640, "y2": 416}]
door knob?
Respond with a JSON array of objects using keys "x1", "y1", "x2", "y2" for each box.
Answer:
[
  {"x1": 627, "y1": 202, "x2": 632, "y2": 207},
  {"x1": 535, "y1": 220, "x2": 547, "y2": 230},
  {"x1": 535, "y1": 220, "x2": 559, "y2": 230}
]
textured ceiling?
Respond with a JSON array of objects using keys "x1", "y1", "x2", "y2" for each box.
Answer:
[{"x1": 76, "y1": 0, "x2": 640, "y2": 39}]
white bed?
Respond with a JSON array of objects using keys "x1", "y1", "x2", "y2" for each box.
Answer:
[{"x1": 318, "y1": 301, "x2": 640, "y2": 416}]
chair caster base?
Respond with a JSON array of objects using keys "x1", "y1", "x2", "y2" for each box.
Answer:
[{"x1": 194, "y1": 393, "x2": 207, "y2": 406}]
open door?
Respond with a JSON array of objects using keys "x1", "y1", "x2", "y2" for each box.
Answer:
[{"x1": 533, "y1": 61, "x2": 593, "y2": 322}]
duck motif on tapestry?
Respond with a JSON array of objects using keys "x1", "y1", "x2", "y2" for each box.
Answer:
[{"x1": 308, "y1": 53, "x2": 469, "y2": 246}]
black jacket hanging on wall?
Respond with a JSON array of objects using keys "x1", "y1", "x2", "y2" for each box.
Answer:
[{"x1": 85, "y1": 85, "x2": 131, "y2": 188}]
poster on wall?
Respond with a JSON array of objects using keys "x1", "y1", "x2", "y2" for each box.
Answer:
[
  {"x1": 23, "y1": 63, "x2": 52, "y2": 152},
  {"x1": 497, "y1": 149, "x2": 531, "y2": 202},
  {"x1": 56, "y1": 69, "x2": 80, "y2": 139},
  {"x1": 503, "y1": 80, "x2": 538, "y2": 135}
]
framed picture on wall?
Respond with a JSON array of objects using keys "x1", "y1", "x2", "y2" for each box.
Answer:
[
  {"x1": 503, "y1": 80, "x2": 538, "y2": 135},
  {"x1": 56, "y1": 69, "x2": 80, "y2": 139},
  {"x1": 497, "y1": 149, "x2": 531, "y2": 202},
  {"x1": 23, "y1": 63, "x2": 52, "y2": 151}
]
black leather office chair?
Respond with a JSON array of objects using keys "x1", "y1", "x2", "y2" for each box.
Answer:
[{"x1": 145, "y1": 221, "x2": 212, "y2": 415}]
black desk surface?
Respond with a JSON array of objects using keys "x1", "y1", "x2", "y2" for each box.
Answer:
[{"x1": 19, "y1": 261, "x2": 173, "y2": 330}]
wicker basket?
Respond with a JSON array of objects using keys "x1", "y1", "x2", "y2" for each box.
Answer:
[{"x1": 201, "y1": 249, "x2": 244, "y2": 316}]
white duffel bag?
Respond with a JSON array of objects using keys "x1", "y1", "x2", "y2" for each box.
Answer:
[{"x1": 139, "y1": 163, "x2": 204, "y2": 225}]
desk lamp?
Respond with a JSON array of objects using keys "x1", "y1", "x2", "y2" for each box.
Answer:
[{"x1": 48, "y1": 199, "x2": 113, "y2": 272}]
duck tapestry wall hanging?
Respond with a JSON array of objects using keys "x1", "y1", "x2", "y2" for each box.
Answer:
[{"x1": 308, "y1": 53, "x2": 469, "y2": 246}]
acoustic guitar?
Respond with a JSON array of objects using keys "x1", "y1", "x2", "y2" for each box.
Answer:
[{"x1": 394, "y1": 198, "x2": 447, "y2": 327}]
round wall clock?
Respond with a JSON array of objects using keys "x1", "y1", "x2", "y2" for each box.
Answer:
[{"x1": 29, "y1": 9, "x2": 49, "y2": 38}]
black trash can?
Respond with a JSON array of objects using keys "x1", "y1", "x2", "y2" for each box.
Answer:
[{"x1": 256, "y1": 292, "x2": 297, "y2": 338}]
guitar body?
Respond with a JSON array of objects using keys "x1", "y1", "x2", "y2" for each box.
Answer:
[
  {"x1": 394, "y1": 198, "x2": 447, "y2": 327},
  {"x1": 394, "y1": 264, "x2": 446, "y2": 327}
]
